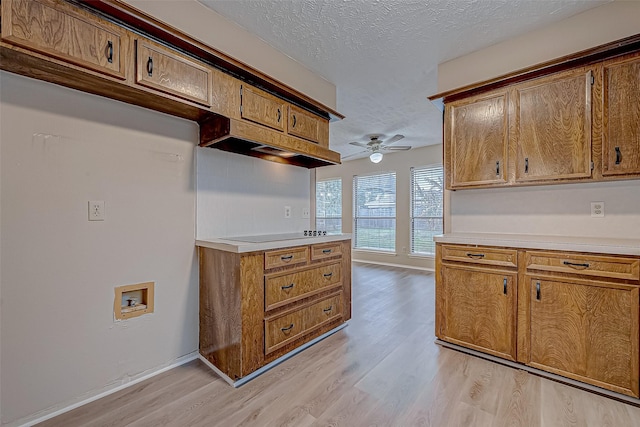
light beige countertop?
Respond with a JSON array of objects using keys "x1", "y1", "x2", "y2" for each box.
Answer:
[
  {"x1": 434, "y1": 233, "x2": 640, "y2": 256},
  {"x1": 197, "y1": 233, "x2": 352, "y2": 253}
]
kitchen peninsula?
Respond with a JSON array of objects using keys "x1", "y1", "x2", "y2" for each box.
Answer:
[{"x1": 196, "y1": 234, "x2": 352, "y2": 385}]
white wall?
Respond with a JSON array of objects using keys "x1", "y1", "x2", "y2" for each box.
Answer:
[
  {"x1": 438, "y1": 1, "x2": 640, "y2": 93},
  {"x1": 316, "y1": 145, "x2": 443, "y2": 271},
  {"x1": 196, "y1": 149, "x2": 311, "y2": 238},
  {"x1": 0, "y1": 72, "x2": 200, "y2": 426},
  {"x1": 125, "y1": 0, "x2": 337, "y2": 110}
]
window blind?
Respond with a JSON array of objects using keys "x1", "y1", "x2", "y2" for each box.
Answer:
[
  {"x1": 410, "y1": 165, "x2": 443, "y2": 255},
  {"x1": 315, "y1": 178, "x2": 342, "y2": 233},
  {"x1": 353, "y1": 172, "x2": 396, "y2": 251}
]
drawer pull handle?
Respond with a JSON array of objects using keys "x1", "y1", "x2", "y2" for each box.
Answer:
[
  {"x1": 280, "y1": 255, "x2": 294, "y2": 261},
  {"x1": 292, "y1": 114, "x2": 297, "y2": 128},
  {"x1": 323, "y1": 306, "x2": 333, "y2": 313},
  {"x1": 536, "y1": 281, "x2": 541, "y2": 301},
  {"x1": 106, "y1": 41, "x2": 113, "y2": 63},
  {"x1": 322, "y1": 249, "x2": 333, "y2": 254},
  {"x1": 525, "y1": 157, "x2": 529, "y2": 174},
  {"x1": 281, "y1": 324, "x2": 294, "y2": 332},
  {"x1": 563, "y1": 261, "x2": 590, "y2": 268},
  {"x1": 323, "y1": 272, "x2": 333, "y2": 278},
  {"x1": 466, "y1": 253, "x2": 485, "y2": 259},
  {"x1": 281, "y1": 283, "x2": 294, "y2": 290},
  {"x1": 615, "y1": 146, "x2": 622, "y2": 165},
  {"x1": 503, "y1": 277, "x2": 508, "y2": 295},
  {"x1": 147, "y1": 56, "x2": 153, "y2": 77},
  {"x1": 496, "y1": 161, "x2": 500, "y2": 176},
  {"x1": 277, "y1": 108, "x2": 281, "y2": 123}
]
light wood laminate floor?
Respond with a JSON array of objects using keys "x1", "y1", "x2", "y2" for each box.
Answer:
[{"x1": 40, "y1": 263, "x2": 640, "y2": 426}]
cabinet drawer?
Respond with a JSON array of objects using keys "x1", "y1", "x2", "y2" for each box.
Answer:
[
  {"x1": 311, "y1": 242, "x2": 342, "y2": 261},
  {"x1": 265, "y1": 292, "x2": 342, "y2": 354},
  {"x1": 265, "y1": 262, "x2": 341, "y2": 311},
  {"x1": 136, "y1": 40, "x2": 211, "y2": 106},
  {"x1": 264, "y1": 246, "x2": 309, "y2": 270},
  {"x1": 441, "y1": 245, "x2": 517, "y2": 268},
  {"x1": 288, "y1": 105, "x2": 324, "y2": 143},
  {"x1": 2, "y1": 0, "x2": 125, "y2": 79},
  {"x1": 241, "y1": 85, "x2": 286, "y2": 132},
  {"x1": 526, "y1": 251, "x2": 640, "y2": 281}
]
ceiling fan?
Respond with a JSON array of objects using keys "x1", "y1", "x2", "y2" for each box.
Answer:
[{"x1": 343, "y1": 134, "x2": 411, "y2": 163}]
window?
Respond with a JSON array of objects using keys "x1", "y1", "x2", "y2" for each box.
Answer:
[
  {"x1": 410, "y1": 165, "x2": 444, "y2": 255},
  {"x1": 353, "y1": 172, "x2": 396, "y2": 252},
  {"x1": 316, "y1": 178, "x2": 342, "y2": 233}
]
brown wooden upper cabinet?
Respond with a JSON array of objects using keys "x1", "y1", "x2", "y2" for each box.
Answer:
[
  {"x1": 288, "y1": 104, "x2": 322, "y2": 144},
  {"x1": 602, "y1": 52, "x2": 640, "y2": 177},
  {"x1": 445, "y1": 90, "x2": 509, "y2": 188},
  {"x1": 513, "y1": 67, "x2": 593, "y2": 183},
  {"x1": 1, "y1": 0, "x2": 125, "y2": 79},
  {"x1": 240, "y1": 85, "x2": 287, "y2": 132},
  {"x1": 135, "y1": 39, "x2": 212, "y2": 107}
]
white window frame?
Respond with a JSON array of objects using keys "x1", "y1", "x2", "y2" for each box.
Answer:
[
  {"x1": 315, "y1": 178, "x2": 342, "y2": 234},
  {"x1": 410, "y1": 164, "x2": 444, "y2": 256},
  {"x1": 353, "y1": 171, "x2": 397, "y2": 252}
]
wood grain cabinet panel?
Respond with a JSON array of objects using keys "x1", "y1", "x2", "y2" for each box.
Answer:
[
  {"x1": 265, "y1": 262, "x2": 341, "y2": 311},
  {"x1": 528, "y1": 277, "x2": 639, "y2": 397},
  {"x1": 441, "y1": 245, "x2": 517, "y2": 268},
  {"x1": 602, "y1": 53, "x2": 640, "y2": 177},
  {"x1": 241, "y1": 85, "x2": 286, "y2": 132},
  {"x1": 440, "y1": 264, "x2": 517, "y2": 360},
  {"x1": 135, "y1": 40, "x2": 211, "y2": 106},
  {"x1": 287, "y1": 104, "x2": 325, "y2": 144},
  {"x1": 446, "y1": 90, "x2": 508, "y2": 188},
  {"x1": 526, "y1": 251, "x2": 639, "y2": 281},
  {"x1": 1, "y1": 0, "x2": 125, "y2": 79},
  {"x1": 513, "y1": 68, "x2": 593, "y2": 182},
  {"x1": 310, "y1": 242, "x2": 342, "y2": 261},
  {"x1": 264, "y1": 246, "x2": 309, "y2": 269}
]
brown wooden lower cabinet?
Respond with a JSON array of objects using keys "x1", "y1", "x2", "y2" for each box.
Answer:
[
  {"x1": 198, "y1": 239, "x2": 351, "y2": 383},
  {"x1": 436, "y1": 242, "x2": 640, "y2": 398}
]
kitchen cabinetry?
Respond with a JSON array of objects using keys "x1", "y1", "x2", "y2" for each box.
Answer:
[
  {"x1": 435, "y1": 238, "x2": 640, "y2": 399},
  {"x1": 198, "y1": 238, "x2": 351, "y2": 383},
  {"x1": 1, "y1": 0, "x2": 125, "y2": 79},
  {"x1": 135, "y1": 39, "x2": 212, "y2": 106},
  {"x1": 287, "y1": 104, "x2": 325, "y2": 145},
  {"x1": 445, "y1": 90, "x2": 509, "y2": 188},
  {"x1": 513, "y1": 67, "x2": 593, "y2": 182},
  {"x1": 602, "y1": 52, "x2": 640, "y2": 177}
]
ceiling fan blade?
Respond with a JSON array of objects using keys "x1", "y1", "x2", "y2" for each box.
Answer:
[
  {"x1": 385, "y1": 145, "x2": 412, "y2": 151},
  {"x1": 382, "y1": 134, "x2": 405, "y2": 146},
  {"x1": 342, "y1": 151, "x2": 367, "y2": 159},
  {"x1": 349, "y1": 141, "x2": 370, "y2": 148}
]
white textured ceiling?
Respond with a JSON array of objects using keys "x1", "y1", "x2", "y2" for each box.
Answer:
[{"x1": 200, "y1": 0, "x2": 607, "y2": 161}]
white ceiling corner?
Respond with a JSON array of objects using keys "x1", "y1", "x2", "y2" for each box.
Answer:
[{"x1": 199, "y1": 0, "x2": 608, "y2": 161}]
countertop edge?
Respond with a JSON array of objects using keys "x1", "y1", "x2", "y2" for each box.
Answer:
[
  {"x1": 196, "y1": 234, "x2": 352, "y2": 253},
  {"x1": 433, "y1": 233, "x2": 640, "y2": 256}
]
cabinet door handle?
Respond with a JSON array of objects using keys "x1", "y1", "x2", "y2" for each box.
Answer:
[
  {"x1": 525, "y1": 157, "x2": 529, "y2": 174},
  {"x1": 563, "y1": 261, "x2": 590, "y2": 268},
  {"x1": 323, "y1": 305, "x2": 333, "y2": 313},
  {"x1": 323, "y1": 272, "x2": 333, "y2": 278},
  {"x1": 466, "y1": 253, "x2": 485, "y2": 259},
  {"x1": 147, "y1": 56, "x2": 153, "y2": 77},
  {"x1": 322, "y1": 249, "x2": 333, "y2": 254},
  {"x1": 536, "y1": 281, "x2": 541, "y2": 301},
  {"x1": 281, "y1": 283, "x2": 294, "y2": 290},
  {"x1": 280, "y1": 255, "x2": 293, "y2": 261},
  {"x1": 292, "y1": 114, "x2": 297, "y2": 128},
  {"x1": 496, "y1": 161, "x2": 500, "y2": 176},
  {"x1": 281, "y1": 324, "x2": 294, "y2": 332},
  {"x1": 615, "y1": 146, "x2": 622, "y2": 165},
  {"x1": 277, "y1": 108, "x2": 281, "y2": 123},
  {"x1": 106, "y1": 41, "x2": 113, "y2": 63},
  {"x1": 503, "y1": 277, "x2": 508, "y2": 295}
]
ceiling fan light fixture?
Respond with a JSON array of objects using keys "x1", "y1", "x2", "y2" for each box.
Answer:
[{"x1": 369, "y1": 152, "x2": 383, "y2": 163}]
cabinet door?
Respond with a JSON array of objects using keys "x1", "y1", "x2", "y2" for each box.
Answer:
[
  {"x1": 514, "y1": 68, "x2": 593, "y2": 182},
  {"x1": 1, "y1": 0, "x2": 125, "y2": 79},
  {"x1": 136, "y1": 40, "x2": 211, "y2": 106},
  {"x1": 440, "y1": 265, "x2": 516, "y2": 360},
  {"x1": 241, "y1": 85, "x2": 286, "y2": 132},
  {"x1": 287, "y1": 105, "x2": 325, "y2": 144},
  {"x1": 602, "y1": 54, "x2": 640, "y2": 176},
  {"x1": 446, "y1": 91, "x2": 508, "y2": 188},
  {"x1": 529, "y1": 278, "x2": 639, "y2": 397}
]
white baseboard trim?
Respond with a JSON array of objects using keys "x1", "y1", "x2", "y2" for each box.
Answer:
[
  {"x1": 16, "y1": 352, "x2": 199, "y2": 427},
  {"x1": 352, "y1": 258, "x2": 435, "y2": 272},
  {"x1": 436, "y1": 340, "x2": 640, "y2": 407},
  {"x1": 200, "y1": 322, "x2": 348, "y2": 388}
]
